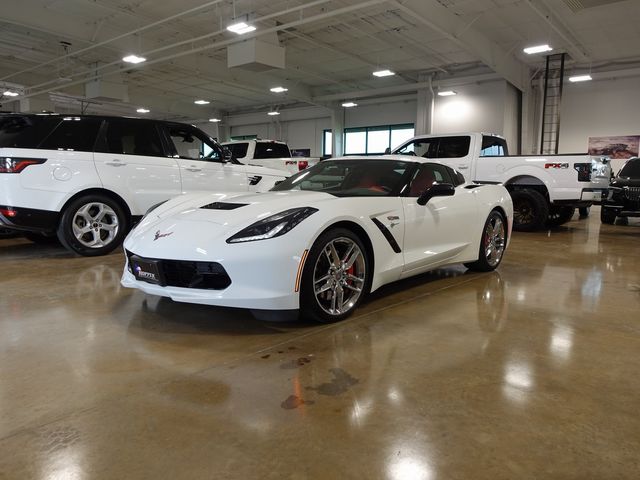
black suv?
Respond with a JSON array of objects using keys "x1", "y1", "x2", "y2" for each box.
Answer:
[{"x1": 601, "y1": 157, "x2": 640, "y2": 224}]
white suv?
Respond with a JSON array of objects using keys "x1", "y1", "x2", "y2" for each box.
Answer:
[{"x1": 0, "y1": 114, "x2": 288, "y2": 256}]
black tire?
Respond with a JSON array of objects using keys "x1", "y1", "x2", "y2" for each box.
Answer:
[
  {"x1": 510, "y1": 188, "x2": 549, "y2": 232},
  {"x1": 300, "y1": 228, "x2": 370, "y2": 323},
  {"x1": 547, "y1": 206, "x2": 575, "y2": 227},
  {"x1": 465, "y1": 210, "x2": 508, "y2": 272},
  {"x1": 57, "y1": 194, "x2": 129, "y2": 256},
  {"x1": 600, "y1": 207, "x2": 617, "y2": 225},
  {"x1": 23, "y1": 232, "x2": 60, "y2": 245}
]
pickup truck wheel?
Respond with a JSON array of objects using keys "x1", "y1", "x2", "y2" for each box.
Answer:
[
  {"x1": 511, "y1": 189, "x2": 549, "y2": 232},
  {"x1": 600, "y1": 207, "x2": 617, "y2": 225},
  {"x1": 57, "y1": 194, "x2": 129, "y2": 256},
  {"x1": 547, "y1": 206, "x2": 575, "y2": 227}
]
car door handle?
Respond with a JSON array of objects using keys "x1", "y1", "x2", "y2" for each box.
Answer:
[
  {"x1": 458, "y1": 165, "x2": 469, "y2": 170},
  {"x1": 185, "y1": 166, "x2": 202, "y2": 172},
  {"x1": 105, "y1": 160, "x2": 127, "y2": 167}
]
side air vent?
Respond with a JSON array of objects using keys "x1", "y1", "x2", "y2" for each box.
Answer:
[
  {"x1": 562, "y1": 0, "x2": 625, "y2": 12},
  {"x1": 201, "y1": 202, "x2": 249, "y2": 210},
  {"x1": 248, "y1": 175, "x2": 262, "y2": 185}
]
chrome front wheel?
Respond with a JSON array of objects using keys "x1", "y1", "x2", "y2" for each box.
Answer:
[
  {"x1": 301, "y1": 229, "x2": 370, "y2": 323},
  {"x1": 483, "y1": 214, "x2": 506, "y2": 268}
]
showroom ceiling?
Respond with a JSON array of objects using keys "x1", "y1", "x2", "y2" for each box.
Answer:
[{"x1": 1, "y1": 0, "x2": 639, "y2": 120}]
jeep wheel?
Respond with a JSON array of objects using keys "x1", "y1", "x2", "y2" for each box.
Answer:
[{"x1": 600, "y1": 207, "x2": 617, "y2": 225}]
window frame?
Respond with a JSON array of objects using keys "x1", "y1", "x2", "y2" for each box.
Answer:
[
  {"x1": 161, "y1": 123, "x2": 223, "y2": 162},
  {"x1": 344, "y1": 123, "x2": 415, "y2": 156}
]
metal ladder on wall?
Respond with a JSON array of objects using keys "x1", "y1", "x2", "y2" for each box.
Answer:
[{"x1": 540, "y1": 53, "x2": 566, "y2": 155}]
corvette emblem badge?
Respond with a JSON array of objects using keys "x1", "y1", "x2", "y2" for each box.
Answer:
[{"x1": 154, "y1": 230, "x2": 173, "y2": 241}]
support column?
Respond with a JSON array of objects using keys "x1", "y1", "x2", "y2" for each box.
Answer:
[
  {"x1": 331, "y1": 106, "x2": 344, "y2": 157},
  {"x1": 415, "y1": 73, "x2": 434, "y2": 135}
]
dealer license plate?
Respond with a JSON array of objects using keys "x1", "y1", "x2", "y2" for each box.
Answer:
[{"x1": 130, "y1": 256, "x2": 164, "y2": 285}]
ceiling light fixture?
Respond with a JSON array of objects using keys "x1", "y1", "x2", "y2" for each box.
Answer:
[
  {"x1": 267, "y1": 111, "x2": 280, "y2": 116},
  {"x1": 209, "y1": 118, "x2": 221, "y2": 123},
  {"x1": 523, "y1": 44, "x2": 553, "y2": 55},
  {"x1": 136, "y1": 108, "x2": 150, "y2": 113},
  {"x1": 569, "y1": 74, "x2": 592, "y2": 83},
  {"x1": 270, "y1": 86, "x2": 289, "y2": 93},
  {"x1": 194, "y1": 100, "x2": 210, "y2": 105},
  {"x1": 438, "y1": 91, "x2": 457, "y2": 97},
  {"x1": 227, "y1": 21, "x2": 256, "y2": 35},
  {"x1": 342, "y1": 102, "x2": 358, "y2": 108},
  {"x1": 373, "y1": 69, "x2": 395, "y2": 77},
  {"x1": 122, "y1": 54, "x2": 147, "y2": 64},
  {"x1": 3, "y1": 91, "x2": 19, "y2": 97}
]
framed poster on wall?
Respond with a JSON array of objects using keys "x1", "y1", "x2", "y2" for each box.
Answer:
[{"x1": 588, "y1": 135, "x2": 640, "y2": 173}]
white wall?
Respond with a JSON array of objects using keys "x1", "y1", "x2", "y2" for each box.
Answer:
[
  {"x1": 221, "y1": 79, "x2": 520, "y2": 156},
  {"x1": 559, "y1": 75, "x2": 640, "y2": 155}
]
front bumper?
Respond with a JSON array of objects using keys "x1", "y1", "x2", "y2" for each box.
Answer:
[
  {"x1": 121, "y1": 245, "x2": 303, "y2": 311},
  {"x1": 0, "y1": 205, "x2": 59, "y2": 233}
]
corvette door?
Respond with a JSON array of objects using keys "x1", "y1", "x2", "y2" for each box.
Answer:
[
  {"x1": 401, "y1": 163, "x2": 478, "y2": 274},
  {"x1": 164, "y1": 124, "x2": 248, "y2": 193},
  {"x1": 93, "y1": 119, "x2": 181, "y2": 216}
]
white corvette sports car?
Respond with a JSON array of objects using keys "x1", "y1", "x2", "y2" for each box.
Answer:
[{"x1": 121, "y1": 156, "x2": 513, "y2": 322}]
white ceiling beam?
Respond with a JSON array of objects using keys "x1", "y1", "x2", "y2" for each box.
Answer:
[{"x1": 388, "y1": 0, "x2": 528, "y2": 91}]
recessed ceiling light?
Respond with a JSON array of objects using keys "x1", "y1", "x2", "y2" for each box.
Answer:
[
  {"x1": 267, "y1": 111, "x2": 280, "y2": 116},
  {"x1": 136, "y1": 108, "x2": 150, "y2": 113},
  {"x1": 270, "y1": 86, "x2": 288, "y2": 93},
  {"x1": 3, "y1": 91, "x2": 19, "y2": 97},
  {"x1": 227, "y1": 22, "x2": 256, "y2": 35},
  {"x1": 342, "y1": 102, "x2": 358, "y2": 108},
  {"x1": 194, "y1": 100, "x2": 210, "y2": 105},
  {"x1": 122, "y1": 54, "x2": 147, "y2": 64},
  {"x1": 569, "y1": 74, "x2": 592, "y2": 83},
  {"x1": 209, "y1": 118, "x2": 221, "y2": 122},
  {"x1": 523, "y1": 44, "x2": 553, "y2": 55},
  {"x1": 438, "y1": 91, "x2": 457, "y2": 97},
  {"x1": 373, "y1": 69, "x2": 395, "y2": 77}
]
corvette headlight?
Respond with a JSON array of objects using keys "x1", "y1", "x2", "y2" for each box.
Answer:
[{"x1": 226, "y1": 207, "x2": 318, "y2": 244}]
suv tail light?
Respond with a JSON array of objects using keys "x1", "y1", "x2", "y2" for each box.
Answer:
[
  {"x1": 0, "y1": 157, "x2": 47, "y2": 174},
  {"x1": 297, "y1": 160, "x2": 309, "y2": 171}
]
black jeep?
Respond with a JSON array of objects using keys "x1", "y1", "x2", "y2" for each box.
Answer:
[{"x1": 601, "y1": 157, "x2": 640, "y2": 224}]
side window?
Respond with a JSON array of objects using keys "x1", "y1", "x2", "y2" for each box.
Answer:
[
  {"x1": 166, "y1": 126, "x2": 220, "y2": 161},
  {"x1": 226, "y1": 143, "x2": 249, "y2": 159},
  {"x1": 481, "y1": 136, "x2": 508, "y2": 156},
  {"x1": 436, "y1": 136, "x2": 471, "y2": 158},
  {"x1": 99, "y1": 120, "x2": 165, "y2": 157},
  {"x1": 0, "y1": 115, "x2": 62, "y2": 148},
  {"x1": 40, "y1": 117, "x2": 102, "y2": 152},
  {"x1": 395, "y1": 139, "x2": 437, "y2": 157},
  {"x1": 446, "y1": 166, "x2": 466, "y2": 186},
  {"x1": 254, "y1": 142, "x2": 290, "y2": 159},
  {"x1": 407, "y1": 163, "x2": 454, "y2": 196}
]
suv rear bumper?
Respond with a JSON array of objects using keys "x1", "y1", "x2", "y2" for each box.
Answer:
[{"x1": 0, "y1": 206, "x2": 59, "y2": 233}]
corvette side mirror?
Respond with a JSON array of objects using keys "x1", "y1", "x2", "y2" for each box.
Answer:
[
  {"x1": 221, "y1": 146, "x2": 233, "y2": 163},
  {"x1": 417, "y1": 183, "x2": 455, "y2": 206}
]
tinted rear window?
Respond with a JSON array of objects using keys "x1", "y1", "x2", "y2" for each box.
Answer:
[
  {"x1": 436, "y1": 136, "x2": 470, "y2": 158},
  {"x1": 254, "y1": 142, "x2": 290, "y2": 159},
  {"x1": 99, "y1": 119, "x2": 164, "y2": 157},
  {"x1": 40, "y1": 117, "x2": 102, "y2": 152},
  {"x1": 0, "y1": 115, "x2": 62, "y2": 148},
  {"x1": 226, "y1": 143, "x2": 249, "y2": 159},
  {"x1": 619, "y1": 159, "x2": 640, "y2": 179}
]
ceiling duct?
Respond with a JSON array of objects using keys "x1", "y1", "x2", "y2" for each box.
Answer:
[
  {"x1": 227, "y1": 32, "x2": 285, "y2": 72},
  {"x1": 84, "y1": 80, "x2": 129, "y2": 102},
  {"x1": 561, "y1": 0, "x2": 626, "y2": 13}
]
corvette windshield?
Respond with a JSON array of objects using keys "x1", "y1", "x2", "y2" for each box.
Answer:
[{"x1": 271, "y1": 159, "x2": 412, "y2": 196}]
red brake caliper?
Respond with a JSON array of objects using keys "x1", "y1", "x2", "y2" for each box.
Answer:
[{"x1": 346, "y1": 264, "x2": 355, "y2": 287}]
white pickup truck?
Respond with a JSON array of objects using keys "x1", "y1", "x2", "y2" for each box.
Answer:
[
  {"x1": 392, "y1": 133, "x2": 611, "y2": 231},
  {"x1": 221, "y1": 139, "x2": 319, "y2": 174}
]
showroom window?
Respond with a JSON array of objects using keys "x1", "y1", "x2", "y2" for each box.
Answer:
[
  {"x1": 230, "y1": 135, "x2": 257, "y2": 141},
  {"x1": 344, "y1": 124, "x2": 415, "y2": 155},
  {"x1": 323, "y1": 130, "x2": 332, "y2": 156}
]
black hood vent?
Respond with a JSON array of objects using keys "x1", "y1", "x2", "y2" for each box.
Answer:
[{"x1": 201, "y1": 202, "x2": 249, "y2": 210}]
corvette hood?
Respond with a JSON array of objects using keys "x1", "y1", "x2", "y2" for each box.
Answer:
[{"x1": 148, "y1": 190, "x2": 337, "y2": 228}]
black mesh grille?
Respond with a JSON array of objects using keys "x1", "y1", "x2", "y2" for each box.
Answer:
[
  {"x1": 624, "y1": 187, "x2": 640, "y2": 203},
  {"x1": 126, "y1": 250, "x2": 231, "y2": 290}
]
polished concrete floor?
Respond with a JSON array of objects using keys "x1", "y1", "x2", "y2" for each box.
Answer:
[{"x1": 1, "y1": 208, "x2": 639, "y2": 479}]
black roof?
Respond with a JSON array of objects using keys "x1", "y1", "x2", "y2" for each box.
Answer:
[{"x1": 0, "y1": 112, "x2": 194, "y2": 127}]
